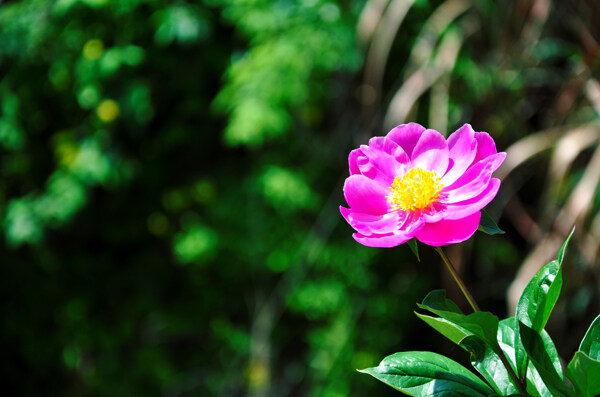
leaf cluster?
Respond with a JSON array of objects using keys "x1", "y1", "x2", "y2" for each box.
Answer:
[{"x1": 361, "y1": 229, "x2": 600, "y2": 396}]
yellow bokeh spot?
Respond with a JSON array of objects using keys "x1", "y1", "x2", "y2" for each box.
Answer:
[
  {"x1": 57, "y1": 142, "x2": 77, "y2": 165},
  {"x1": 387, "y1": 168, "x2": 443, "y2": 212},
  {"x1": 83, "y1": 39, "x2": 104, "y2": 60},
  {"x1": 245, "y1": 359, "x2": 270, "y2": 391},
  {"x1": 96, "y1": 99, "x2": 120, "y2": 122}
]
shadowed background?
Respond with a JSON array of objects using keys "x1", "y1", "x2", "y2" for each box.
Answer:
[{"x1": 0, "y1": 0, "x2": 599, "y2": 395}]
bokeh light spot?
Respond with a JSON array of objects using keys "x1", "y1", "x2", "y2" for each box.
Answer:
[
  {"x1": 96, "y1": 99, "x2": 120, "y2": 122},
  {"x1": 83, "y1": 39, "x2": 104, "y2": 60}
]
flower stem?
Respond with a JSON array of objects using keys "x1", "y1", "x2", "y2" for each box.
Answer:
[
  {"x1": 433, "y1": 246, "x2": 480, "y2": 312},
  {"x1": 497, "y1": 348, "x2": 529, "y2": 394}
]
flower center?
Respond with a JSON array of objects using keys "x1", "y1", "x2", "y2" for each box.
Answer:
[{"x1": 386, "y1": 168, "x2": 443, "y2": 212}]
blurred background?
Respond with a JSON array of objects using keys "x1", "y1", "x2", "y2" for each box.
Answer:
[{"x1": 1, "y1": 0, "x2": 599, "y2": 395}]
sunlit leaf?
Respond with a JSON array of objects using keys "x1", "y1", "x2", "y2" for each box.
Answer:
[
  {"x1": 578, "y1": 314, "x2": 600, "y2": 360},
  {"x1": 420, "y1": 290, "x2": 462, "y2": 314},
  {"x1": 459, "y1": 335, "x2": 518, "y2": 395},
  {"x1": 359, "y1": 351, "x2": 493, "y2": 396},
  {"x1": 418, "y1": 290, "x2": 499, "y2": 350},
  {"x1": 415, "y1": 312, "x2": 469, "y2": 345},
  {"x1": 514, "y1": 229, "x2": 574, "y2": 378},
  {"x1": 566, "y1": 351, "x2": 600, "y2": 397},
  {"x1": 519, "y1": 321, "x2": 574, "y2": 397},
  {"x1": 498, "y1": 318, "x2": 553, "y2": 397}
]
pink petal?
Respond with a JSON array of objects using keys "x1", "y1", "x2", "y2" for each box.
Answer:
[
  {"x1": 411, "y1": 129, "x2": 449, "y2": 176},
  {"x1": 415, "y1": 211, "x2": 481, "y2": 246},
  {"x1": 357, "y1": 137, "x2": 410, "y2": 184},
  {"x1": 442, "y1": 124, "x2": 477, "y2": 185},
  {"x1": 353, "y1": 230, "x2": 418, "y2": 248},
  {"x1": 343, "y1": 175, "x2": 390, "y2": 214},
  {"x1": 340, "y1": 206, "x2": 404, "y2": 235},
  {"x1": 444, "y1": 153, "x2": 505, "y2": 202},
  {"x1": 445, "y1": 162, "x2": 493, "y2": 203},
  {"x1": 473, "y1": 132, "x2": 497, "y2": 163},
  {"x1": 443, "y1": 179, "x2": 501, "y2": 220},
  {"x1": 418, "y1": 201, "x2": 447, "y2": 224},
  {"x1": 487, "y1": 151, "x2": 506, "y2": 173},
  {"x1": 348, "y1": 148, "x2": 363, "y2": 175},
  {"x1": 397, "y1": 211, "x2": 425, "y2": 234},
  {"x1": 368, "y1": 136, "x2": 411, "y2": 165},
  {"x1": 386, "y1": 123, "x2": 426, "y2": 158}
]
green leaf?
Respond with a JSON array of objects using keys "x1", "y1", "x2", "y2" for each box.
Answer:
[
  {"x1": 497, "y1": 318, "x2": 520, "y2": 369},
  {"x1": 516, "y1": 260, "x2": 563, "y2": 332},
  {"x1": 359, "y1": 351, "x2": 493, "y2": 396},
  {"x1": 415, "y1": 312, "x2": 469, "y2": 345},
  {"x1": 557, "y1": 227, "x2": 576, "y2": 266},
  {"x1": 416, "y1": 311, "x2": 523, "y2": 394},
  {"x1": 459, "y1": 335, "x2": 519, "y2": 395},
  {"x1": 498, "y1": 318, "x2": 552, "y2": 397},
  {"x1": 566, "y1": 351, "x2": 600, "y2": 396},
  {"x1": 514, "y1": 229, "x2": 573, "y2": 378},
  {"x1": 418, "y1": 291, "x2": 499, "y2": 350},
  {"x1": 420, "y1": 290, "x2": 463, "y2": 314},
  {"x1": 477, "y1": 210, "x2": 505, "y2": 235},
  {"x1": 406, "y1": 238, "x2": 420, "y2": 261},
  {"x1": 579, "y1": 314, "x2": 600, "y2": 360},
  {"x1": 519, "y1": 321, "x2": 574, "y2": 397}
]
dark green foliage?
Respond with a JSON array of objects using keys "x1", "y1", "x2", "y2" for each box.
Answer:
[
  {"x1": 407, "y1": 238, "x2": 420, "y2": 261},
  {"x1": 477, "y1": 210, "x2": 504, "y2": 235},
  {"x1": 0, "y1": 0, "x2": 422, "y2": 396}
]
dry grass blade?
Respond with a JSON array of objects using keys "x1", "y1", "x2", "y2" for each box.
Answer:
[
  {"x1": 496, "y1": 126, "x2": 565, "y2": 181},
  {"x1": 357, "y1": 0, "x2": 390, "y2": 44},
  {"x1": 507, "y1": 137, "x2": 600, "y2": 313},
  {"x1": 583, "y1": 211, "x2": 600, "y2": 268},
  {"x1": 503, "y1": 196, "x2": 543, "y2": 244},
  {"x1": 554, "y1": 142, "x2": 600, "y2": 236},
  {"x1": 405, "y1": 0, "x2": 470, "y2": 74},
  {"x1": 384, "y1": 25, "x2": 466, "y2": 130},
  {"x1": 429, "y1": 75, "x2": 450, "y2": 135},
  {"x1": 362, "y1": 0, "x2": 415, "y2": 115},
  {"x1": 520, "y1": 0, "x2": 552, "y2": 51},
  {"x1": 585, "y1": 78, "x2": 600, "y2": 115},
  {"x1": 543, "y1": 125, "x2": 600, "y2": 218}
]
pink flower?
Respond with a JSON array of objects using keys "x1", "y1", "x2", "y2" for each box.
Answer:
[{"x1": 340, "y1": 123, "x2": 505, "y2": 247}]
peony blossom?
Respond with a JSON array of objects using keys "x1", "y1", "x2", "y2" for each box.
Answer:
[{"x1": 340, "y1": 123, "x2": 505, "y2": 247}]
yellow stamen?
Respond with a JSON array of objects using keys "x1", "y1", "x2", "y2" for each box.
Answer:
[{"x1": 386, "y1": 168, "x2": 443, "y2": 212}]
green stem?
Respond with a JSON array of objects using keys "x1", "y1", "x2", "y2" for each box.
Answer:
[
  {"x1": 433, "y1": 246, "x2": 480, "y2": 312},
  {"x1": 497, "y1": 348, "x2": 529, "y2": 394},
  {"x1": 521, "y1": 357, "x2": 530, "y2": 390}
]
